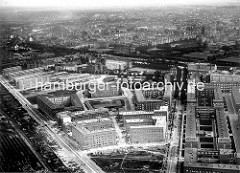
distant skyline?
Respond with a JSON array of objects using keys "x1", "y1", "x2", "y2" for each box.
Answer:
[{"x1": 0, "y1": 0, "x2": 239, "y2": 9}]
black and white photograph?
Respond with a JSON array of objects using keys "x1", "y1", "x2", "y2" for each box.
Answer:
[{"x1": 0, "y1": 0, "x2": 240, "y2": 173}]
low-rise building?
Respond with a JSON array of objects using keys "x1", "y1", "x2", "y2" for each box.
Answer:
[
  {"x1": 2, "y1": 66, "x2": 22, "y2": 78},
  {"x1": 188, "y1": 63, "x2": 216, "y2": 73},
  {"x1": 58, "y1": 73, "x2": 91, "y2": 83},
  {"x1": 105, "y1": 59, "x2": 128, "y2": 70},
  {"x1": 15, "y1": 72, "x2": 50, "y2": 90},
  {"x1": 8, "y1": 67, "x2": 44, "y2": 82},
  {"x1": 62, "y1": 63, "x2": 78, "y2": 72}
]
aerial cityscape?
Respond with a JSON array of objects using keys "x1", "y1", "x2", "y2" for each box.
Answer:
[{"x1": 0, "y1": 0, "x2": 240, "y2": 173}]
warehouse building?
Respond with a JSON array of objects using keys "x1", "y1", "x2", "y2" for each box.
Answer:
[{"x1": 2, "y1": 66, "x2": 22, "y2": 78}]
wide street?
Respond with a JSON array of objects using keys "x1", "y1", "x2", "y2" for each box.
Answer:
[
  {"x1": 167, "y1": 100, "x2": 182, "y2": 173},
  {"x1": 111, "y1": 116, "x2": 126, "y2": 146},
  {"x1": 223, "y1": 93, "x2": 240, "y2": 161},
  {"x1": 223, "y1": 93, "x2": 236, "y2": 114}
]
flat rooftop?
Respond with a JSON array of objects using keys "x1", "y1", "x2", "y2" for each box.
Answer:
[
  {"x1": 135, "y1": 89, "x2": 164, "y2": 102},
  {"x1": 130, "y1": 125, "x2": 163, "y2": 129},
  {"x1": 129, "y1": 67, "x2": 156, "y2": 74},
  {"x1": 75, "y1": 118, "x2": 115, "y2": 134},
  {"x1": 215, "y1": 108, "x2": 230, "y2": 139},
  {"x1": 70, "y1": 108, "x2": 108, "y2": 116},
  {"x1": 187, "y1": 93, "x2": 196, "y2": 101},
  {"x1": 184, "y1": 148, "x2": 239, "y2": 170},
  {"x1": 75, "y1": 125, "x2": 116, "y2": 134},
  {"x1": 14, "y1": 71, "x2": 48, "y2": 80},
  {"x1": 121, "y1": 111, "x2": 154, "y2": 116},
  {"x1": 155, "y1": 116, "x2": 167, "y2": 127},
  {"x1": 187, "y1": 80, "x2": 196, "y2": 94},
  {"x1": 218, "y1": 57, "x2": 240, "y2": 64},
  {"x1": 135, "y1": 90, "x2": 145, "y2": 102},
  {"x1": 76, "y1": 118, "x2": 111, "y2": 125},
  {"x1": 37, "y1": 95, "x2": 65, "y2": 109},
  {"x1": 157, "y1": 106, "x2": 168, "y2": 112},
  {"x1": 59, "y1": 73, "x2": 90, "y2": 80},
  {"x1": 126, "y1": 119, "x2": 147, "y2": 123},
  {"x1": 214, "y1": 88, "x2": 223, "y2": 101},
  {"x1": 185, "y1": 106, "x2": 197, "y2": 138}
]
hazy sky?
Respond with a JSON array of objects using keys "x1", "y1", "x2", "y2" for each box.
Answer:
[{"x1": 0, "y1": 0, "x2": 238, "y2": 8}]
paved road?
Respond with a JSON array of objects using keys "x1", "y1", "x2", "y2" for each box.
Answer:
[
  {"x1": 228, "y1": 112, "x2": 240, "y2": 160},
  {"x1": 111, "y1": 116, "x2": 126, "y2": 146},
  {"x1": 0, "y1": 75, "x2": 104, "y2": 173},
  {"x1": 122, "y1": 87, "x2": 135, "y2": 110},
  {"x1": 223, "y1": 93, "x2": 240, "y2": 158},
  {"x1": 223, "y1": 93, "x2": 235, "y2": 114},
  {"x1": 168, "y1": 101, "x2": 182, "y2": 173}
]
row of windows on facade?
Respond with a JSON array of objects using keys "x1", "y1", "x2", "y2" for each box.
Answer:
[
  {"x1": 185, "y1": 168, "x2": 231, "y2": 173},
  {"x1": 131, "y1": 129, "x2": 163, "y2": 133},
  {"x1": 85, "y1": 141, "x2": 115, "y2": 147},
  {"x1": 84, "y1": 139, "x2": 115, "y2": 144}
]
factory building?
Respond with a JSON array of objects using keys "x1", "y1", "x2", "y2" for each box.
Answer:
[
  {"x1": 2, "y1": 66, "x2": 22, "y2": 78},
  {"x1": 8, "y1": 67, "x2": 44, "y2": 82},
  {"x1": 15, "y1": 72, "x2": 50, "y2": 90},
  {"x1": 58, "y1": 73, "x2": 91, "y2": 83}
]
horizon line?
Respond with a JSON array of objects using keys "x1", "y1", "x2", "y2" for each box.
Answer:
[{"x1": 0, "y1": 2, "x2": 240, "y2": 11}]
